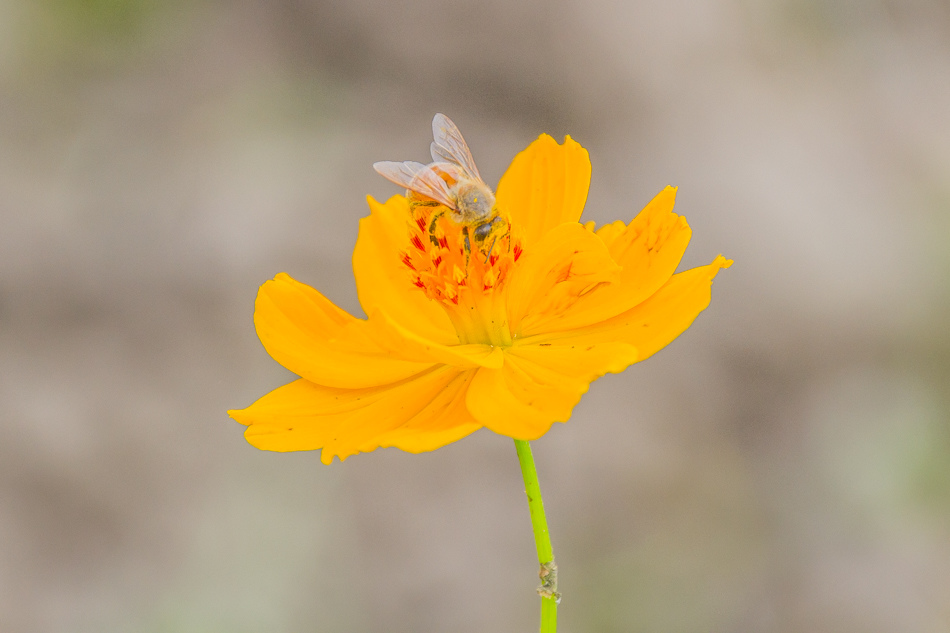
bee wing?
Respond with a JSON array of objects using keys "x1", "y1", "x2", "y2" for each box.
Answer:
[
  {"x1": 373, "y1": 160, "x2": 456, "y2": 209},
  {"x1": 427, "y1": 161, "x2": 463, "y2": 182},
  {"x1": 430, "y1": 113, "x2": 482, "y2": 181}
]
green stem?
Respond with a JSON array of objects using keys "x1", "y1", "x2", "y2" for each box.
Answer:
[{"x1": 514, "y1": 439, "x2": 559, "y2": 633}]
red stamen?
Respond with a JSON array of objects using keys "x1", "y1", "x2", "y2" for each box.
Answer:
[
  {"x1": 513, "y1": 244, "x2": 523, "y2": 261},
  {"x1": 410, "y1": 235, "x2": 425, "y2": 252}
]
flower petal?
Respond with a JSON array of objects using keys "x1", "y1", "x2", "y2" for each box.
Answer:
[
  {"x1": 465, "y1": 366, "x2": 553, "y2": 439},
  {"x1": 529, "y1": 186, "x2": 693, "y2": 333},
  {"x1": 366, "y1": 308, "x2": 505, "y2": 369},
  {"x1": 495, "y1": 134, "x2": 591, "y2": 247},
  {"x1": 254, "y1": 273, "x2": 435, "y2": 389},
  {"x1": 465, "y1": 340, "x2": 637, "y2": 440},
  {"x1": 521, "y1": 255, "x2": 732, "y2": 362},
  {"x1": 506, "y1": 222, "x2": 621, "y2": 336},
  {"x1": 371, "y1": 371, "x2": 482, "y2": 453},
  {"x1": 229, "y1": 366, "x2": 475, "y2": 463},
  {"x1": 353, "y1": 195, "x2": 457, "y2": 345}
]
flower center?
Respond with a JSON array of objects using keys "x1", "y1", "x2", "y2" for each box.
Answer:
[{"x1": 400, "y1": 191, "x2": 523, "y2": 346}]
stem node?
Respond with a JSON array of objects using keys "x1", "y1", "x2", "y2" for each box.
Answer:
[{"x1": 537, "y1": 560, "x2": 561, "y2": 603}]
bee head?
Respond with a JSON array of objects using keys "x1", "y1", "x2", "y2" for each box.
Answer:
[{"x1": 455, "y1": 182, "x2": 495, "y2": 223}]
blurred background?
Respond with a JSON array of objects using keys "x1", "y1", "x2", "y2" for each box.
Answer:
[{"x1": 1, "y1": 0, "x2": 949, "y2": 631}]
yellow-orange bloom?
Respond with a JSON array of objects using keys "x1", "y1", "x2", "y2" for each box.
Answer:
[{"x1": 229, "y1": 129, "x2": 731, "y2": 464}]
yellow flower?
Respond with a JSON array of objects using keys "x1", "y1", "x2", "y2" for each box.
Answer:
[{"x1": 229, "y1": 127, "x2": 731, "y2": 464}]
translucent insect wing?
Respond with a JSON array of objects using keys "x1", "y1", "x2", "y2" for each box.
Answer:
[
  {"x1": 427, "y1": 161, "x2": 464, "y2": 182},
  {"x1": 430, "y1": 114, "x2": 482, "y2": 181},
  {"x1": 373, "y1": 160, "x2": 456, "y2": 209}
]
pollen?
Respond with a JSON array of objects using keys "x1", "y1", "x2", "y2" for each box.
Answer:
[{"x1": 401, "y1": 197, "x2": 520, "y2": 311}]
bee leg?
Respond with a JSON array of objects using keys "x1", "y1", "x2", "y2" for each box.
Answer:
[
  {"x1": 427, "y1": 210, "x2": 445, "y2": 247},
  {"x1": 484, "y1": 237, "x2": 497, "y2": 264},
  {"x1": 462, "y1": 227, "x2": 472, "y2": 268}
]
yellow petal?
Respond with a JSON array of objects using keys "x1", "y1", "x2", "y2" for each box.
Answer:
[
  {"x1": 465, "y1": 340, "x2": 637, "y2": 440},
  {"x1": 366, "y1": 308, "x2": 505, "y2": 369},
  {"x1": 254, "y1": 273, "x2": 435, "y2": 389},
  {"x1": 229, "y1": 366, "x2": 475, "y2": 463},
  {"x1": 466, "y1": 366, "x2": 553, "y2": 439},
  {"x1": 529, "y1": 186, "x2": 693, "y2": 333},
  {"x1": 506, "y1": 222, "x2": 621, "y2": 336},
  {"x1": 495, "y1": 134, "x2": 592, "y2": 248},
  {"x1": 371, "y1": 371, "x2": 482, "y2": 453},
  {"x1": 507, "y1": 338, "x2": 639, "y2": 378},
  {"x1": 521, "y1": 255, "x2": 732, "y2": 362},
  {"x1": 353, "y1": 195, "x2": 457, "y2": 345}
]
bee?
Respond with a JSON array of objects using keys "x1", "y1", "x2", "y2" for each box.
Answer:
[{"x1": 374, "y1": 114, "x2": 508, "y2": 260}]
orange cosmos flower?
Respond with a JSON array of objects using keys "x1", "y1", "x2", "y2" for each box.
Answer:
[{"x1": 229, "y1": 115, "x2": 731, "y2": 464}]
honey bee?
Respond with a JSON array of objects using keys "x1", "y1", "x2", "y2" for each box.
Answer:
[{"x1": 374, "y1": 114, "x2": 508, "y2": 259}]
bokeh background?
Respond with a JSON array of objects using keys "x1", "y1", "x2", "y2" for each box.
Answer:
[{"x1": 2, "y1": 0, "x2": 949, "y2": 631}]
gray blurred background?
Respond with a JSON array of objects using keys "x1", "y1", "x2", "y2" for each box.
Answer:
[{"x1": 1, "y1": 0, "x2": 949, "y2": 631}]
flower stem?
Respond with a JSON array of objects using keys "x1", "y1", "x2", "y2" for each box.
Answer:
[{"x1": 514, "y1": 439, "x2": 559, "y2": 633}]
